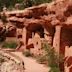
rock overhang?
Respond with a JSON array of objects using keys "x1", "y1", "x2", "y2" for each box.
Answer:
[{"x1": 0, "y1": 0, "x2": 72, "y2": 29}]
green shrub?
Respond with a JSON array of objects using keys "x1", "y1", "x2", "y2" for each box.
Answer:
[
  {"x1": 23, "y1": 50, "x2": 32, "y2": 57},
  {"x1": 49, "y1": 67, "x2": 60, "y2": 72},
  {"x1": 19, "y1": 0, "x2": 53, "y2": 9},
  {"x1": 41, "y1": 41, "x2": 61, "y2": 72},
  {"x1": 0, "y1": 0, "x2": 53, "y2": 11},
  {"x1": 32, "y1": 0, "x2": 53, "y2": 5},
  {"x1": 36, "y1": 55, "x2": 48, "y2": 65},
  {"x1": 2, "y1": 41, "x2": 18, "y2": 49}
]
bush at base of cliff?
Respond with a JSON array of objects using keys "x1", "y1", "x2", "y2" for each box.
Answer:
[
  {"x1": 49, "y1": 67, "x2": 60, "y2": 72},
  {"x1": 36, "y1": 54, "x2": 48, "y2": 65},
  {"x1": 41, "y1": 41, "x2": 62, "y2": 72},
  {"x1": 23, "y1": 50, "x2": 32, "y2": 57},
  {"x1": 1, "y1": 41, "x2": 18, "y2": 49}
]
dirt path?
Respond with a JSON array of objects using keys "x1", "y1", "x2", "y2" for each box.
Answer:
[{"x1": 12, "y1": 52, "x2": 50, "y2": 72}]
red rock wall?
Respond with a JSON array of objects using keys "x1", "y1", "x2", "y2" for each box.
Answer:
[
  {"x1": 60, "y1": 28, "x2": 72, "y2": 55},
  {"x1": 60, "y1": 28, "x2": 72, "y2": 72}
]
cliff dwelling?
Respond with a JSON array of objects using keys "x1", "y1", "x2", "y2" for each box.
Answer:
[
  {"x1": 0, "y1": 0, "x2": 72, "y2": 71},
  {"x1": 0, "y1": 0, "x2": 72, "y2": 72},
  {"x1": 0, "y1": 0, "x2": 72, "y2": 55}
]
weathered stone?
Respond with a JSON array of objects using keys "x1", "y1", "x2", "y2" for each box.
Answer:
[
  {"x1": 0, "y1": 51, "x2": 24, "y2": 72},
  {"x1": 53, "y1": 25, "x2": 62, "y2": 54},
  {"x1": 1, "y1": 0, "x2": 72, "y2": 71}
]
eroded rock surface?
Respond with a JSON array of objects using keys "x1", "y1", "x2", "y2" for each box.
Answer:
[
  {"x1": 0, "y1": 51, "x2": 24, "y2": 72},
  {"x1": 1, "y1": 0, "x2": 71, "y2": 27}
]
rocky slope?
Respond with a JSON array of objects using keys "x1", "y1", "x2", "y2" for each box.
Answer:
[{"x1": 0, "y1": 51, "x2": 25, "y2": 72}]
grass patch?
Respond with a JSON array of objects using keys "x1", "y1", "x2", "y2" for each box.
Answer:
[{"x1": 1, "y1": 41, "x2": 18, "y2": 49}]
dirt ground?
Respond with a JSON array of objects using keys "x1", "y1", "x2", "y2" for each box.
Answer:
[{"x1": 12, "y1": 52, "x2": 50, "y2": 72}]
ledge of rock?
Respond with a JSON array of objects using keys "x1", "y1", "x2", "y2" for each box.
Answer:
[{"x1": 0, "y1": 0, "x2": 72, "y2": 30}]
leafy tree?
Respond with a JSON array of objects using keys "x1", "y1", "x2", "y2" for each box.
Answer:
[
  {"x1": 0, "y1": 0, "x2": 53, "y2": 11},
  {"x1": 22, "y1": 0, "x2": 52, "y2": 8},
  {"x1": 32, "y1": 0, "x2": 53, "y2": 5},
  {"x1": 0, "y1": 0, "x2": 23, "y2": 11}
]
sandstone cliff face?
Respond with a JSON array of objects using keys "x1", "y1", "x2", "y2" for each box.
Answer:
[
  {"x1": 0, "y1": 0, "x2": 72, "y2": 35},
  {"x1": 1, "y1": 0, "x2": 72, "y2": 54},
  {"x1": 0, "y1": 0, "x2": 72, "y2": 52},
  {"x1": 0, "y1": 0, "x2": 72, "y2": 72},
  {"x1": 2, "y1": 0, "x2": 72, "y2": 51},
  {"x1": 0, "y1": 20, "x2": 16, "y2": 38},
  {"x1": 2, "y1": 0, "x2": 71, "y2": 28}
]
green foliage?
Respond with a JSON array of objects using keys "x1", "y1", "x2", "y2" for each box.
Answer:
[
  {"x1": 41, "y1": 41, "x2": 61, "y2": 72},
  {"x1": 0, "y1": 0, "x2": 23, "y2": 11},
  {"x1": 49, "y1": 67, "x2": 60, "y2": 72},
  {"x1": 0, "y1": 0, "x2": 53, "y2": 11},
  {"x1": 2, "y1": 41, "x2": 18, "y2": 49},
  {"x1": 22, "y1": 0, "x2": 52, "y2": 8},
  {"x1": 43, "y1": 44, "x2": 59, "y2": 67},
  {"x1": 23, "y1": 50, "x2": 32, "y2": 57},
  {"x1": 36, "y1": 55, "x2": 48, "y2": 65},
  {"x1": 32, "y1": 0, "x2": 53, "y2": 5}
]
